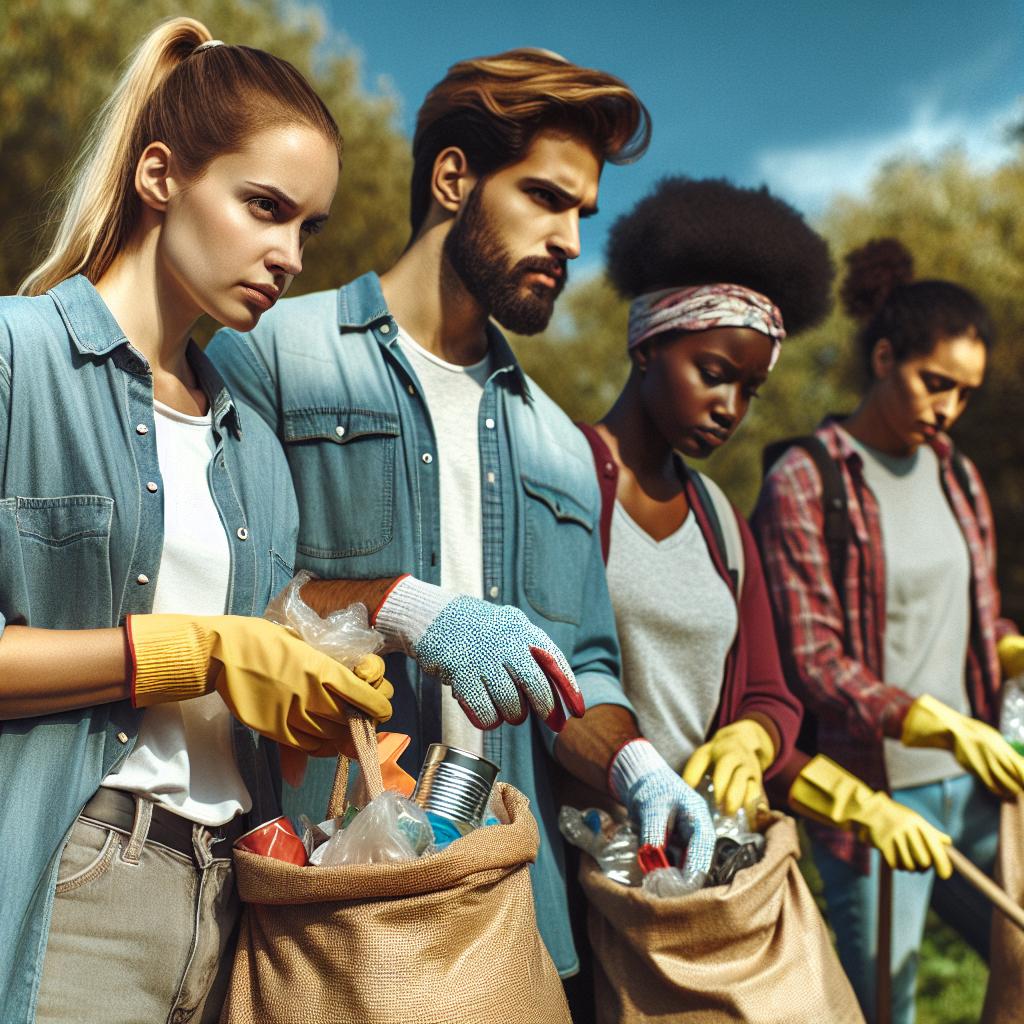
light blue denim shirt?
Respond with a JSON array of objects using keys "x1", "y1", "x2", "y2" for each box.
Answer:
[
  {"x1": 0, "y1": 276, "x2": 298, "y2": 1022},
  {"x1": 207, "y1": 271, "x2": 630, "y2": 976}
]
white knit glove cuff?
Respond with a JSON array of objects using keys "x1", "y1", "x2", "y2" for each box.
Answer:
[
  {"x1": 610, "y1": 738, "x2": 664, "y2": 803},
  {"x1": 373, "y1": 575, "x2": 456, "y2": 654}
]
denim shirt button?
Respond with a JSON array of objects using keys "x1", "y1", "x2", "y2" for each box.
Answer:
[
  {"x1": 146, "y1": 481, "x2": 158, "y2": 493},
  {"x1": 236, "y1": 527, "x2": 249, "y2": 541},
  {"x1": 334, "y1": 425, "x2": 346, "y2": 438},
  {"x1": 135, "y1": 423, "x2": 149, "y2": 435},
  {"x1": 407, "y1": 384, "x2": 416, "y2": 396},
  {"x1": 484, "y1": 418, "x2": 496, "y2": 430},
  {"x1": 421, "y1": 452, "x2": 433, "y2": 464},
  {"x1": 116, "y1": 731, "x2": 129, "y2": 744},
  {"x1": 380, "y1": 323, "x2": 391, "y2": 334},
  {"x1": 137, "y1": 573, "x2": 150, "y2": 585},
  {"x1": 488, "y1": 585, "x2": 499, "y2": 598},
  {"x1": 486, "y1": 471, "x2": 496, "y2": 484}
]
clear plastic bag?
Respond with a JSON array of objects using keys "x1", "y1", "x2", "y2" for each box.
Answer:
[
  {"x1": 1000, "y1": 676, "x2": 1024, "y2": 754},
  {"x1": 641, "y1": 865, "x2": 708, "y2": 899},
  {"x1": 264, "y1": 569, "x2": 383, "y2": 668},
  {"x1": 558, "y1": 806, "x2": 642, "y2": 887},
  {"x1": 315, "y1": 791, "x2": 433, "y2": 866}
]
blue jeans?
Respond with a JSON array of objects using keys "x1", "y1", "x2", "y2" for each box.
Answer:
[{"x1": 812, "y1": 773, "x2": 998, "y2": 1024}]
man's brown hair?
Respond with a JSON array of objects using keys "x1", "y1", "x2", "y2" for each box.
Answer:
[{"x1": 409, "y1": 48, "x2": 651, "y2": 234}]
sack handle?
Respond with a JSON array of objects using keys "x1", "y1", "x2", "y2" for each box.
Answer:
[{"x1": 327, "y1": 714, "x2": 385, "y2": 819}]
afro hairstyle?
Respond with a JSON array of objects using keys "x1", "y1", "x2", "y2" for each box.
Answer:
[{"x1": 605, "y1": 176, "x2": 834, "y2": 336}]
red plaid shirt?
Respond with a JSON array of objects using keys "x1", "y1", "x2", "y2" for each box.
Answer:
[{"x1": 752, "y1": 418, "x2": 1016, "y2": 869}]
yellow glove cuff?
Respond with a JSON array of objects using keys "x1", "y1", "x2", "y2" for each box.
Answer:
[
  {"x1": 128, "y1": 614, "x2": 214, "y2": 707},
  {"x1": 998, "y1": 636, "x2": 1024, "y2": 679}
]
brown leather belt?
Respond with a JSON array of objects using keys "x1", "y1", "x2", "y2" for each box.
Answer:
[{"x1": 80, "y1": 787, "x2": 246, "y2": 860}]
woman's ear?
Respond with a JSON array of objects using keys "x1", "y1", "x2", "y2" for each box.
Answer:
[
  {"x1": 870, "y1": 337, "x2": 895, "y2": 380},
  {"x1": 631, "y1": 343, "x2": 650, "y2": 376},
  {"x1": 430, "y1": 146, "x2": 477, "y2": 216},
  {"x1": 135, "y1": 142, "x2": 174, "y2": 212}
]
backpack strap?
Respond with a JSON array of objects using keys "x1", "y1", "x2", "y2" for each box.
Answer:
[
  {"x1": 950, "y1": 447, "x2": 978, "y2": 517},
  {"x1": 576, "y1": 423, "x2": 617, "y2": 564},
  {"x1": 765, "y1": 435, "x2": 849, "y2": 612},
  {"x1": 689, "y1": 470, "x2": 745, "y2": 596}
]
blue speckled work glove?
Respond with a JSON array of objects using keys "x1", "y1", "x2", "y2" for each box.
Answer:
[
  {"x1": 610, "y1": 739, "x2": 716, "y2": 875},
  {"x1": 372, "y1": 575, "x2": 586, "y2": 732}
]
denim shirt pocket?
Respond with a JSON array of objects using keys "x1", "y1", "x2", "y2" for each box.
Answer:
[
  {"x1": 9, "y1": 495, "x2": 115, "y2": 628},
  {"x1": 521, "y1": 476, "x2": 595, "y2": 625},
  {"x1": 282, "y1": 407, "x2": 399, "y2": 560},
  {"x1": 269, "y1": 548, "x2": 295, "y2": 598}
]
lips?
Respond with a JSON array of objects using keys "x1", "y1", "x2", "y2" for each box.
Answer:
[
  {"x1": 694, "y1": 426, "x2": 729, "y2": 449},
  {"x1": 240, "y1": 283, "x2": 279, "y2": 311}
]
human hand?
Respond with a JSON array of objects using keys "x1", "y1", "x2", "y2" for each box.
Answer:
[{"x1": 373, "y1": 575, "x2": 584, "y2": 731}]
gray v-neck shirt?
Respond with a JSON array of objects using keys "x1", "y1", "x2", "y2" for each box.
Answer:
[
  {"x1": 607, "y1": 502, "x2": 737, "y2": 772},
  {"x1": 848, "y1": 435, "x2": 972, "y2": 789}
]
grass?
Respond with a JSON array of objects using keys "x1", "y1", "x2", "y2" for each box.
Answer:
[{"x1": 796, "y1": 829, "x2": 987, "y2": 1023}]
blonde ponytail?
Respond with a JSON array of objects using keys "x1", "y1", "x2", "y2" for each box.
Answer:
[
  {"x1": 19, "y1": 17, "x2": 339, "y2": 296},
  {"x1": 20, "y1": 18, "x2": 212, "y2": 295}
]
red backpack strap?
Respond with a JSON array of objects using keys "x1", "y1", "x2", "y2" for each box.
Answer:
[{"x1": 576, "y1": 422, "x2": 617, "y2": 564}]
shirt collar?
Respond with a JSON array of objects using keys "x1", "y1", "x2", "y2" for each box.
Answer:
[
  {"x1": 49, "y1": 275, "x2": 130, "y2": 356},
  {"x1": 337, "y1": 271, "x2": 531, "y2": 399},
  {"x1": 49, "y1": 275, "x2": 241, "y2": 436},
  {"x1": 821, "y1": 413, "x2": 953, "y2": 467}
]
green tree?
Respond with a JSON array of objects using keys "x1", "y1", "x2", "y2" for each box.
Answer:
[{"x1": 0, "y1": 0, "x2": 412, "y2": 296}]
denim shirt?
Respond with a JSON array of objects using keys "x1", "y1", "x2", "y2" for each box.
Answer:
[
  {"x1": 0, "y1": 276, "x2": 298, "y2": 1022},
  {"x1": 207, "y1": 272, "x2": 629, "y2": 975}
]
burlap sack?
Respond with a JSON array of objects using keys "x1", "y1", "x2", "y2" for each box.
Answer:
[
  {"x1": 221, "y1": 719, "x2": 570, "y2": 1024},
  {"x1": 981, "y1": 794, "x2": 1024, "y2": 1024},
  {"x1": 582, "y1": 814, "x2": 864, "y2": 1024}
]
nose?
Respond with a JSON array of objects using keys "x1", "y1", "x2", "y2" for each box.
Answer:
[
  {"x1": 548, "y1": 210, "x2": 581, "y2": 262},
  {"x1": 933, "y1": 391, "x2": 960, "y2": 427},
  {"x1": 267, "y1": 228, "x2": 303, "y2": 280},
  {"x1": 712, "y1": 385, "x2": 743, "y2": 429}
]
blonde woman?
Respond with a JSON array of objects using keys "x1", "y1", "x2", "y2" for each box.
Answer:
[{"x1": 0, "y1": 18, "x2": 393, "y2": 1022}]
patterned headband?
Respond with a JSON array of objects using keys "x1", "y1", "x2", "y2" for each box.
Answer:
[{"x1": 627, "y1": 283, "x2": 787, "y2": 371}]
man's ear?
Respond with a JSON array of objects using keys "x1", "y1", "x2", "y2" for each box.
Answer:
[
  {"x1": 135, "y1": 142, "x2": 174, "y2": 212},
  {"x1": 870, "y1": 337, "x2": 895, "y2": 380},
  {"x1": 430, "y1": 146, "x2": 477, "y2": 215}
]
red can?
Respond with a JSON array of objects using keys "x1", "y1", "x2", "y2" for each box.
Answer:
[{"x1": 235, "y1": 815, "x2": 308, "y2": 866}]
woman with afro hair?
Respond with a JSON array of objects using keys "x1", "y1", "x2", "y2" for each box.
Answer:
[
  {"x1": 578, "y1": 180, "x2": 956, "y2": 1005},
  {"x1": 752, "y1": 237, "x2": 1024, "y2": 1022}
]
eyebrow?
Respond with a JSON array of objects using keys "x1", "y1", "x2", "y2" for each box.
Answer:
[
  {"x1": 246, "y1": 180, "x2": 330, "y2": 226},
  {"x1": 525, "y1": 177, "x2": 599, "y2": 218}
]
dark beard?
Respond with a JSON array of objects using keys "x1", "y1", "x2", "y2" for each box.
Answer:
[{"x1": 443, "y1": 182, "x2": 567, "y2": 335}]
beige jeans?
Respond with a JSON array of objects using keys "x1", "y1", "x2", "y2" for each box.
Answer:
[{"x1": 35, "y1": 796, "x2": 239, "y2": 1024}]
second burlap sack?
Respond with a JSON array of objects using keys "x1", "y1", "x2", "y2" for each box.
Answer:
[
  {"x1": 221, "y1": 718, "x2": 570, "y2": 1024},
  {"x1": 582, "y1": 813, "x2": 864, "y2": 1024},
  {"x1": 981, "y1": 793, "x2": 1024, "y2": 1024}
]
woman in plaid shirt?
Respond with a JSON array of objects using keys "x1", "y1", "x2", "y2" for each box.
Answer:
[{"x1": 753, "y1": 238, "x2": 1024, "y2": 1024}]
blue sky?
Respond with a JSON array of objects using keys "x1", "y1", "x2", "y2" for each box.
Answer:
[{"x1": 322, "y1": 0, "x2": 1024, "y2": 270}]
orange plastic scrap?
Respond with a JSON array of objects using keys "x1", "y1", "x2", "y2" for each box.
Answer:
[{"x1": 376, "y1": 732, "x2": 416, "y2": 796}]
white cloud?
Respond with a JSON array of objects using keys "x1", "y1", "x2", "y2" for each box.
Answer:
[{"x1": 754, "y1": 99, "x2": 1021, "y2": 213}]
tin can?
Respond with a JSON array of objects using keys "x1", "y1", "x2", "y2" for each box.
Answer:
[{"x1": 412, "y1": 744, "x2": 499, "y2": 830}]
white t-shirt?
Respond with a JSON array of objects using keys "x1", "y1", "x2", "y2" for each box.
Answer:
[
  {"x1": 103, "y1": 399, "x2": 250, "y2": 826},
  {"x1": 399, "y1": 329, "x2": 490, "y2": 756},
  {"x1": 847, "y1": 436, "x2": 972, "y2": 789},
  {"x1": 606, "y1": 502, "x2": 738, "y2": 772}
]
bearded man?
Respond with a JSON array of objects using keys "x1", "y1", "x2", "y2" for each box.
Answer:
[{"x1": 208, "y1": 50, "x2": 710, "y2": 986}]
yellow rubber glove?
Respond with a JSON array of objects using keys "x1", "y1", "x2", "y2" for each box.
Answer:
[
  {"x1": 788, "y1": 754, "x2": 952, "y2": 878},
  {"x1": 682, "y1": 718, "x2": 775, "y2": 816},
  {"x1": 127, "y1": 615, "x2": 393, "y2": 754},
  {"x1": 901, "y1": 694, "x2": 1024, "y2": 798},
  {"x1": 998, "y1": 635, "x2": 1024, "y2": 679}
]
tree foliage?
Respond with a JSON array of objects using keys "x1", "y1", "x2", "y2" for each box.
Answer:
[
  {"x1": 0, "y1": 0, "x2": 412, "y2": 296},
  {"x1": 512, "y1": 148, "x2": 1024, "y2": 618}
]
